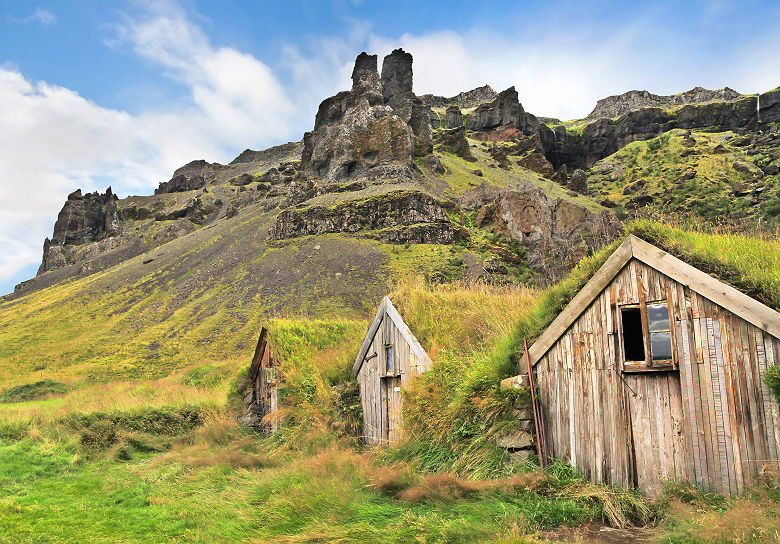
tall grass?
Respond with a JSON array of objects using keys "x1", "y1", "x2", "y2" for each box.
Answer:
[
  {"x1": 384, "y1": 279, "x2": 538, "y2": 476},
  {"x1": 629, "y1": 218, "x2": 780, "y2": 310}
]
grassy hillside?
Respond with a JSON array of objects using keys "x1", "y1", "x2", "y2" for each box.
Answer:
[
  {"x1": 587, "y1": 129, "x2": 780, "y2": 227},
  {"x1": 2, "y1": 223, "x2": 779, "y2": 542}
]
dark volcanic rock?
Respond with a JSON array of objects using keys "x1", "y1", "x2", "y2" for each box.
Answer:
[
  {"x1": 229, "y1": 142, "x2": 301, "y2": 165},
  {"x1": 38, "y1": 188, "x2": 120, "y2": 274},
  {"x1": 445, "y1": 105, "x2": 463, "y2": 128},
  {"x1": 269, "y1": 190, "x2": 455, "y2": 244},
  {"x1": 380, "y1": 48, "x2": 432, "y2": 157},
  {"x1": 420, "y1": 85, "x2": 497, "y2": 109},
  {"x1": 541, "y1": 94, "x2": 767, "y2": 169},
  {"x1": 465, "y1": 87, "x2": 522, "y2": 132},
  {"x1": 300, "y1": 52, "x2": 414, "y2": 182},
  {"x1": 568, "y1": 168, "x2": 588, "y2": 193},
  {"x1": 155, "y1": 160, "x2": 226, "y2": 194},
  {"x1": 380, "y1": 48, "x2": 413, "y2": 105},
  {"x1": 434, "y1": 126, "x2": 475, "y2": 161},
  {"x1": 463, "y1": 183, "x2": 622, "y2": 282},
  {"x1": 586, "y1": 87, "x2": 743, "y2": 121}
]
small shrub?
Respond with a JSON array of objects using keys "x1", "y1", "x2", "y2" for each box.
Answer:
[
  {"x1": 0, "y1": 380, "x2": 69, "y2": 403},
  {"x1": 765, "y1": 365, "x2": 780, "y2": 399}
]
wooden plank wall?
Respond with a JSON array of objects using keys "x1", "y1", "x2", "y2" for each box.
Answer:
[
  {"x1": 536, "y1": 258, "x2": 780, "y2": 496},
  {"x1": 357, "y1": 311, "x2": 426, "y2": 445}
]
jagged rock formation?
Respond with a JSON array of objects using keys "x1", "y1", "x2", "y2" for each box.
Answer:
[
  {"x1": 465, "y1": 183, "x2": 622, "y2": 281},
  {"x1": 21, "y1": 47, "x2": 779, "y2": 302},
  {"x1": 299, "y1": 52, "x2": 415, "y2": 182},
  {"x1": 380, "y1": 49, "x2": 433, "y2": 156},
  {"x1": 541, "y1": 87, "x2": 780, "y2": 169},
  {"x1": 155, "y1": 160, "x2": 226, "y2": 194},
  {"x1": 464, "y1": 87, "x2": 538, "y2": 135},
  {"x1": 586, "y1": 87, "x2": 743, "y2": 121},
  {"x1": 434, "y1": 126, "x2": 474, "y2": 161},
  {"x1": 269, "y1": 190, "x2": 455, "y2": 244},
  {"x1": 420, "y1": 85, "x2": 498, "y2": 109},
  {"x1": 38, "y1": 188, "x2": 120, "y2": 274}
]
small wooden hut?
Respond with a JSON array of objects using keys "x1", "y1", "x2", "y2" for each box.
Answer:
[
  {"x1": 508, "y1": 235, "x2": 780, "y2": 496},
  {"x1": 247, "y1": 327, "x2": 281, "y2": 432},
  {"x1": 353, "y1": 296, "x2": 433, "y2": 445}
]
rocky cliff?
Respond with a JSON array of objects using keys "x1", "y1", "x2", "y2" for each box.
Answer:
[
  {"x1": 586, "y1": 86, "x2": 743, "y2": 121},
  {"x1": 21, "y1": 50, "x2": 779, "y2": 300}
]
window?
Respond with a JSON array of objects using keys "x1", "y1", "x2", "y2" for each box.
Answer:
[
  {"x1": 385, "y1": 344, "x2": 394, "y2": 374},
  {"x1": 621, "y1": 307, "x2": 645, "y2": 362},
  {"x1": 647, "y1": 303, "x2": 673, "y2": 362},
  {"x1": 620, "y1": 300, "x2": 676, "y2": 371}
]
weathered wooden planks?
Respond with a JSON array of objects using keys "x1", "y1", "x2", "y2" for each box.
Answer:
[{"x1": 535, "y1": 256, "x2": 780, "y2": 497}]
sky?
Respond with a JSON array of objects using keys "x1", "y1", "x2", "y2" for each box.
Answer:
[{"x1": 0, "y1": 0, "x2": 779, "y2": 295}]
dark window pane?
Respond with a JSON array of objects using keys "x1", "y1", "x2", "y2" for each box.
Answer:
[
  {"x1": 621, "y1": 307, "x2": 645, "y2": 361},
  {"x1": 647, "y1": 303, "x2": 670, "y2": 332},
  {"x1": 386, "y1": 345, "x2": 394, "y2": 373},
  {"x1": 650, "y1": 332, "x2": 673, "y2": 361}
]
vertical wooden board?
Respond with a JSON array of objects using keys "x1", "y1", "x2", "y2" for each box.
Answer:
[
  {"x1": 699, "y1": 317, "x2": 721, "y2": 492},
  {"x1": 567, "y1": 333, "x2": 577, "y2": 467},
  {"x1": 761, "y1": 331, "x2": 780, "y2": 464},
  {"x1": 722, "y1": 314, "x2": 746, "y2": 492},
  {"x1": 669, "y1": 373, "x2": 693, "y2": 482},
  {"x1": 744, "y1": 322, "x2": 770, "y2": 473},
  {"x1": 679, "y1": 319, "x2": 706, "y2": 488},
  {"x1": 754, "y1": 329, "x2": 775, "y2": 462},
  {"x1": 735, "y1": 319, "x2": 757, "y2": 487},
  {"x1": 716, "y1": 311, "x2": 737, "y2": 495},
  {"x1": 711, "y1": 317, "x2": 735, "y2": 494},
  {"x1": 693, "y1": 316, "x2": 715, "y2": 489}
]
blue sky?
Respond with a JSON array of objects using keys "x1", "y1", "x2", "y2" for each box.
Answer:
[{"x1": 1, "y1": 0, "x2": 779, "y2": 294}]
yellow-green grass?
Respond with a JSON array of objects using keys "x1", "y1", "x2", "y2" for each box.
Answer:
[
  {"x1": 2, "y1": 237, "x2": 779, "y2": 541},
  {"x1": 588, "y1": 129, "x2": 780, "y2": 225},
  {"x1": 432, "y1": 143, "x2": 605, "y2": 214}
]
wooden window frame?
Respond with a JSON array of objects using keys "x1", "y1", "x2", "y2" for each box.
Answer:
[
  {"x1": 384, "y1": 343, "x2": 398, "y2": 377},
  {"x1": 619, "y1": 299, "x2": 678, "y2": 373}
]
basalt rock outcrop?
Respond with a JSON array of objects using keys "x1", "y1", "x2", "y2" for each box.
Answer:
[
  {"x1": 155, "y1": 160, "x2": 228, "y2": 194},
  {"x1": 586, "y1": 86, "x2": 743, "y2": 121},
  {"x1": 380, "y1": 49, "x2": 433, "y2": 156},
  {"x1": 466, "y1": 183, "x2": 622, "y2": 282},
  {"x1": 541, "y1": 88, "x2": 780, "y2": 170},
  {"x1": 269, "y1": 190, "x2": 455, "y2": 244},
  {"x1": 434, "y1": 126, "x2": 475, "y2": 161},
  {"x1": 38, "y1": 188, "x2": 120, "y2": 274},
  {"x1": 420, "y1": 85, "x2": 498, "y2": 109},
  {"x1": 299, "y1": 52, "x2": 415, "y2": 183},
  {"x1": 464, "y1": 87, "x2": 539, "y2": 135}
]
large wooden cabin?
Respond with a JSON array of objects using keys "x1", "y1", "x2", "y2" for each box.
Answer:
[
  {"x1": 509, "y1": 235, "x2": 780, "y2": 496},
  {"x1": 353, "y1": 297, "x2": 433, "y2": 445}
]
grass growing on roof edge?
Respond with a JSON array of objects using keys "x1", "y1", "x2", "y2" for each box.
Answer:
[{"x1": 510, "y1": 219, "x2": 780, "y2": 357}]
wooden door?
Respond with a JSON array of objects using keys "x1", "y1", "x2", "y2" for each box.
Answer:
[
  {"x1": 380, "y1": 376, "x2": 402, "y2": 443},
  {"x1": 625, "y1": 372, "x2": 687, "y2": 497}
]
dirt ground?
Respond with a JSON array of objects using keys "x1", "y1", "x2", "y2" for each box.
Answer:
[{"x1": 539, "y1": 522, "x2": 656, "y2": 544}]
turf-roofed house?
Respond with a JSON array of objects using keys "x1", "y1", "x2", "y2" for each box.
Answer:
[
  {"x1": 242, "y1": 327, "x2": 282, "y2": 432},
  {"x1": 504, "y1": 234, "x2": 780, "y2": 497},
  {"x1": 353, "y1": 297, "x2": 433, "y2": 445}
]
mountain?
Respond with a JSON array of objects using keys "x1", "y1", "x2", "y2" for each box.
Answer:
[{"x1": 9, "y1": 50, "x2": 779, "y2": 307}]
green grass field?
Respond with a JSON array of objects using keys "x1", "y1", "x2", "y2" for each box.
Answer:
[{"x1": 1, "y1": 222, "x2": 779, "y2": 543}]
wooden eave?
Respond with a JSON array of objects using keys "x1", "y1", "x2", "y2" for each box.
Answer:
[
  {"x1": 520, "y1": 234, "x2": 780, "y2": 368},
  {"x1": 352, "y1": 296, "x2": 433, "y2": 377},
  {"x1": 248, "y1": 327, "x2": 268, "y2": 381}
]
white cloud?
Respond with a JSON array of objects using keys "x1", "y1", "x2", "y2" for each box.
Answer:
[
  {"x1": 2, "y1": 1, "x2": 778, "y2": 293},
  {"x1": 0, "y1": 3, "x2": 302, "y2": 293},
  {"x1": 9, "y1": 7, "x2": 57, "y2": 25}
]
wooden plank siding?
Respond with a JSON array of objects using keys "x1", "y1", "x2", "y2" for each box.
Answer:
[
  {"x1": 536, "y1": 258, "x2": 780, "y2": 496},
  {"x1": 356, "y1": 299, "x2": 432, "y2": 446}
]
